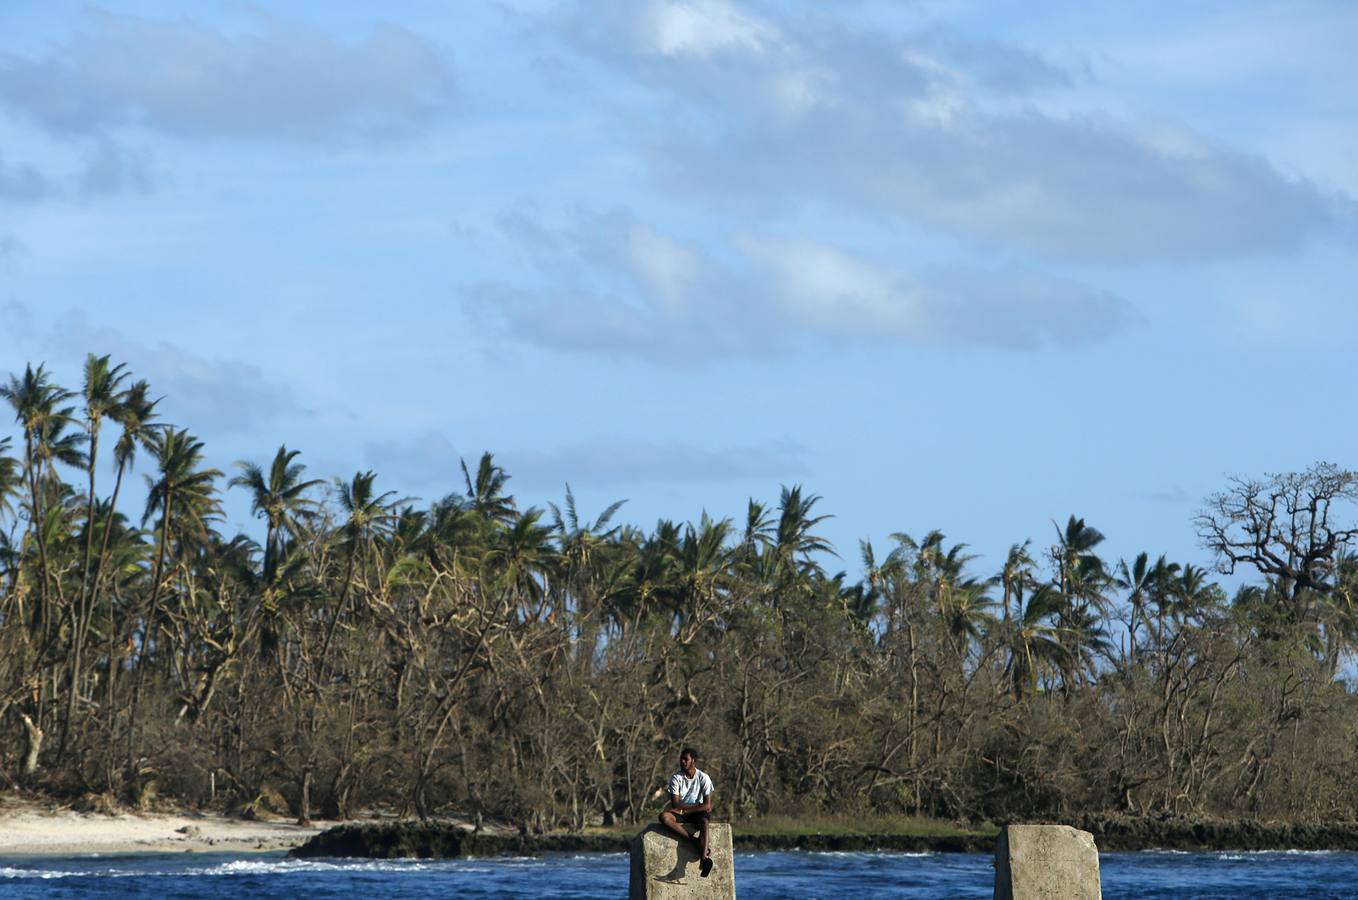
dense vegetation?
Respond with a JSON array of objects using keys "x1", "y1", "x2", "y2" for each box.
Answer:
[{"x1": 3, "y1": 356, "x2": 1358, "y2": 829}]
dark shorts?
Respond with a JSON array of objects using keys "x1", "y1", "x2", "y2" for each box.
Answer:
[{"x1": 665, "y1": 809, "x2": 710, "y2": 826}]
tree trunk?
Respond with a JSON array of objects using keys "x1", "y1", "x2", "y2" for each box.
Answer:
[
  {"x1": 62, "y1": 426, "x2": 101, "y2": 760},
  {"x1": 21, "y1": 712, "x2": 43, "y2": 776},
  {"x1": 298, "y1": 767, "x2": 312, "y2": 825},
  {"x1": 127, "y1": 491, "x2": 173, "y2": 780}
]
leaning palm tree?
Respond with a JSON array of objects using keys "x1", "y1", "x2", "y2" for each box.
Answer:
[
  {"x1": 127, "y1": 427, "x2": 222, "y2": 781},
  {"x1": 229, "y1": 445, "x2": 323, "y2": 581}
]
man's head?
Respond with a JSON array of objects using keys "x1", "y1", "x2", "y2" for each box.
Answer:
[{"x1": 679, "y1": 747, "x2": 699, "y2": 774}]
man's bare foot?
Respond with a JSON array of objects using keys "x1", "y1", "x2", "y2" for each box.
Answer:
[{"x1": 700, "y1": 854, "x2": 713, "y2": 877}]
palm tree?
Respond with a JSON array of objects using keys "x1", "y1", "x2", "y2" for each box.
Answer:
[
  {"x1": 840, "y1": 578, "x2": 879, "y2": 629},
  {"x1": 740, "y1": 500, "x2": 774, "y2": 555},
  {"x1": 1052, "y1": 516, "x2": 1108, "y2": 601},
  {"x1": 941, "y1": 577, "x2": 997, "y2": 660},
  {"x1": 1318, "y1": 549, "x2": 1358, "y2": 676},
  {"x1": 1168, "y1": 563, "x2": 1218, "y2": 624},
  {"x1": 549, "y1": 484, "x2": 625, "y2": 576},
  {"x1": 62, "y1": 354, "x2": 128, "y2": 757},
  {"x1": 0, "y1": 435, "x2": 18, "y2": 522},
  {"x1": 550, "y1": 484, "x2": 625, "y2": 658},
  {"x1": 1004, "y1": 583, "x2": 1070, "y2": 701},
  {"x1": 772, "y1": 485, "x2": 834, "y2": 579},
  {"x1": 485, "y1": 508, "x2": 556, "y2": 623},
  {"x1": 1144, "y1": 556, "x2": 1182, "y2": 651},
  {"x1": 229, "y1": 445, "x2": 322, "y2": 581},
  {"x1": 671, "y1": 514, "x2": 734, "y2": 643},
  {"x1": 1063, "y1": 601, "x2": 1113, "y2": 680},
  {"x1": 320, "y1": 471, "x2": 404, "y2": 667},
  {"x1": 1115, "y1": 552, "x2": 1154, "y2": 660},
  {"x1": 1000, "y1": 540, "x2": 1035, "y2": 625},
  {"x1": 1051, "y1": 516, "x2": 1111, "y2": 683},
  {"x1": 462, "y1": 452, "x2": 516, "y2": 529},
  {"x1": 91, "y1": 380, "x2": 160, "y2": 722},
  {"x1": 127, "y1": 427, "x2": 222, "y2": 779},
  {"x1": 0, "y1": 363, "x2": 78, "y2": 634},
  {"x1": 857, "y1": 540, "x2": 890, "y2": 632},
  {"x1": 424, "y1": 492, "x2": 481, "y2": 574}
]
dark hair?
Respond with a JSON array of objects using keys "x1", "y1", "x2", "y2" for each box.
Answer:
[{"x1": 681, "y1": 746, "x2": 699, "y2": 761}]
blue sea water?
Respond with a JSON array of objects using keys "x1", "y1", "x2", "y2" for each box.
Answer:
[{"x1": 3, "y1": 849, "x2": 1358, "y2": 898}]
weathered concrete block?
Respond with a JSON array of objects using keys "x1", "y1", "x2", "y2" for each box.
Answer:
[
  {"x1": 629, "y1": 823, "x2": 736, "y2": 900},
  {"x1": 994, "y1": 824, "x2": 1101, "y2": 900}
]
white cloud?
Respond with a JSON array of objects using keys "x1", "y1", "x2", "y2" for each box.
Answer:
[
  {"x1": 555, "y1": 1, "x2": 1345, "y2": 263},
  {"x1": 739, "y1": 236, "x2": 921, "y2": 335},
  {"x1": 469, "y1": 210, "x2": 1138, "y2": 363},
  {"x1": 643, "y1": 0, "x2": 780, "y2": 57},
  {"x1": 621, "y1": 223, "x2": 702, "y2": 310},
  {"x1": 0, "y1": 10, "x2": 456, "y2": 144}
]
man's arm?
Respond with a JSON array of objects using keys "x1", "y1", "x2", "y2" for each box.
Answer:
[{"x1": 667, "y1": 792, "x2": 713, "y2": 814}]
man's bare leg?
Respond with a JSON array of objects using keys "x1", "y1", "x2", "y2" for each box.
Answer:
[
  {"x1": 698, "y1": 814, "x2": 713, "y2": 876},
  {"x1": 659, "y1": 810, "x2": 691, "y2": 841}
]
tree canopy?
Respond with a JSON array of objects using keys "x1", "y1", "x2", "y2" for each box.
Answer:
[{"x1": 2, "y1": 354, "x2": 1358, "y2": 828}]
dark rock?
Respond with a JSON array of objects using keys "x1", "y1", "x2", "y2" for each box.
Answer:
[{"x1": 292, "y1": 821, "x2": 499, "y2": 858}]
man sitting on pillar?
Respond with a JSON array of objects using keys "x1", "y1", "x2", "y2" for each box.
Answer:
[{"x1": 659, "y1": 747, "x2": 716, "y2": 877}]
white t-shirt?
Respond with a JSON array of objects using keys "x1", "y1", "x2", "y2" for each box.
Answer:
[{"x1": 668, "y1": 768, "x2": 714, "y2": 806}]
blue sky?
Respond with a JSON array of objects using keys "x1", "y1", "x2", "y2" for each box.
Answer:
[{"x1": 1, "y1": 0, "x2": 1355, "y2": 584}]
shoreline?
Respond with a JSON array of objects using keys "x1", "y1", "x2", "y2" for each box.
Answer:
[
  {"x1": 0, "y1": 799, "x2": 332, "y2": 858},
  {"x1": 287, "y1": 816, "x2": 1358, "y2": 859},
  {"x1": 8, "y1": 798, "x2": 1358, "y2": 858}
]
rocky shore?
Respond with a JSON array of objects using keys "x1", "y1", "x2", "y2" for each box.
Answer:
[{"x1": 289, "y1": 815, "x2": 1358, "y2": 859}]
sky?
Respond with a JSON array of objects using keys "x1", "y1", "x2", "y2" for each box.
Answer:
[{"x1": 1, "y1": 0, "x2": 1355, "y2": 585}]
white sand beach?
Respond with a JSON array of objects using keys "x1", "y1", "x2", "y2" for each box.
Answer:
[{"x1": 0, "y1": 798, "x2": 329, "y2": 857}]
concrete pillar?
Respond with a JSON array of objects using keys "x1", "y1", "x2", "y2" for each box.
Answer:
[
  {"x1": 629, "y1": 823, "x2": 736, "y2": 900},
  {"x1": 994, "y1": 824, "x2": 1102, "y2": 900}
]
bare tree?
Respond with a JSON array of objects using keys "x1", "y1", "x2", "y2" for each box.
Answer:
[{"x1": 1196, "y1": 463, "x2": 1358, "y2": 614}]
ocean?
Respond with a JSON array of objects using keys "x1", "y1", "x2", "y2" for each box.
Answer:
[{"x1": 4, "y1": 849, "x2": 1358, "y2": 898}]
